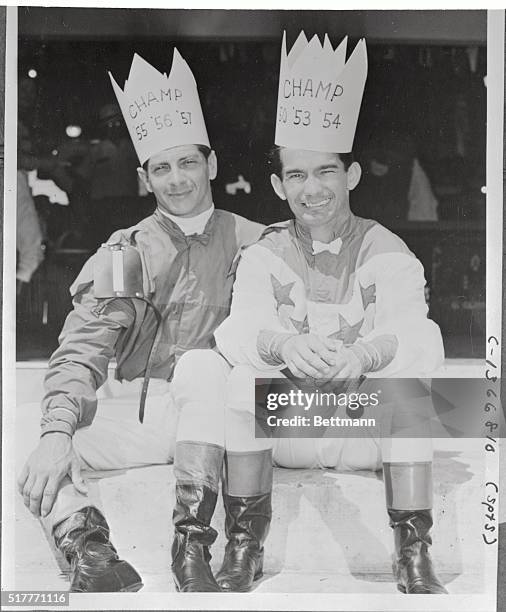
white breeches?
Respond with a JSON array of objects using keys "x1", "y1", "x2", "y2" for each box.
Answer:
[{"x1": 173, "y1": 351, "x2": 434, "y2": 472}]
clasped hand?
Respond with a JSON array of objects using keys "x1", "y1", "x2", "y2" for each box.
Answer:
[{"x1": 280, "y1": 333, "x2": 364, "y2": 380}]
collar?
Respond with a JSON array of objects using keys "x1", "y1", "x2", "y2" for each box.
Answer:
[
  {"x1": 157, "y1": 204, "x2": 215, "y2": 236},
  {"x1": 153, "y1": 207, "x2": 216, "y2": 248},
  {"x1": 290, "y1": 214, "x2": 357, "y2": 263}
]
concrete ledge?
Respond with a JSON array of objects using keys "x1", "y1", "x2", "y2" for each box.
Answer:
[
  {"x1": 12, "y1": 361, "x2": 487, "y2": 593},
  {"x1": 14, "y1": 441, "x2": 485, "y2": 593}
]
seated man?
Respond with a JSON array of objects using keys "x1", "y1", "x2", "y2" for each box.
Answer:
[
  {"x1": 175, "y1": 32, "x2": 448, "y2": 595},
  {"x1": 17, "y1": 49, "x2": 263, "y2": 593}
]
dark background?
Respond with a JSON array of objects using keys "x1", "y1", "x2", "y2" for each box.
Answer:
[
  {"x1": 16, "y1": 8, "x2": 487, "y2": 360},
  {"x1": 4, "y1": 7, "x2": 504, "y2": 607}
]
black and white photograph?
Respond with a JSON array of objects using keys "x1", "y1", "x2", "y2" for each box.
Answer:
[{"x1": 1, "y1": 5, "x2": 504, "y2": 612}]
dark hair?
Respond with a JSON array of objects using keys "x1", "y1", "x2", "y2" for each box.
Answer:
[
  {"x1": 142, "y1": 144, "x2": 212, "y2": 172},
  {"x1": 267, "y1": 145, "x2": 354, "y2": 177}
]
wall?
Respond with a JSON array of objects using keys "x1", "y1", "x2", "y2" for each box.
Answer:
[{"x1": 19, "y1": 8, "x2": 486, "y2": 45}]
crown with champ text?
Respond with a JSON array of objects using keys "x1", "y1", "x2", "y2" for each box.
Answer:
[
  {"x1": 109, "y1": 51, "x2": 210, "y2": 165},
  {"x1": 275, "y1": 31, "x2": 367, "y2": 154}
]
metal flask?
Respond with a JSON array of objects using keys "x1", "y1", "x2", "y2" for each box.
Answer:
[{"x1": 94, "y1": 242, "x2": 145, "y2": 299}]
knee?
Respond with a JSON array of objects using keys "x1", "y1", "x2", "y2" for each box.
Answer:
[
  {"x1": 172, "y1": 350, "x2": 230, "y2": 411},
  {"x1": 273, "y1": 439, "x2": 316, "y2": 468},
  {"x1": 227, "y1": 364, "x2": 258, "y2": 391},
  {"x1": 226, "y1": 365, "x2": 261, "y2": 411},
  {"x1": 340, "y1": 442, "x2": 382, "y2": 471},
  {"x1": 173, "y1": 349, "x2": 229, "y2": 385}
]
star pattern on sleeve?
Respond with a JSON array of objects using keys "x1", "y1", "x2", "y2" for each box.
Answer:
[
  {"x1": 329, "y1": 313, "x2": 364, "y2": 345},
  {"x1": 271, "y1": 274, "x2": 295, "y2": 309},
  {"x1": 360, "y1": 282, "x2": 376, "y2": 310},
  {"x1": 290, "y1": 315, "x2": 309, "y2": 334}
]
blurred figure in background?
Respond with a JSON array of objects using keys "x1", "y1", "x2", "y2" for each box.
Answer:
[
  {"x1": 353, "y1": 132, "x2": 439, "y2": 222},
  {"x1": 16, "y1": 167, "x2": 44, "y2": 296},
  {"x1": 85, "y1": 103, "x2": 143, "y2": 246},
  {"x1": 18, "y1": 76, "x2": 73, "y2": 196},
  {"x1": 17, "y1": 76, "x2": 72, "y2": 296}
]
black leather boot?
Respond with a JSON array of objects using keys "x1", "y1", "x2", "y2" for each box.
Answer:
[
  {"x1": 389, "y1": 509, "x2": 448, "y2": 594},
  {"x1": 216, "y1": 448, "x2": 273, "y2": 592},
  {"x1": 384, "y1": 462, "x2": 447, "y2": 594},
  {"x1": 53, "y1": 506, "x2": 143, "y2": 592},
  {"x1": 171, "y1": 441, "x2": 225, "y2": 592},
  {"x1": 171, "y1": 483, "x2": 221, "y2": 592},
  {"x1": 215, "y1": 492, "x2": 271, "y2": 592}
]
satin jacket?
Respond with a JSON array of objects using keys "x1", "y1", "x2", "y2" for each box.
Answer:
[
  {"x1": 41, "y1": 208, "x2": 264, "y2": 436},
  {"x1": 215, "y1": 214, "x2": 444, "y2": 377}
]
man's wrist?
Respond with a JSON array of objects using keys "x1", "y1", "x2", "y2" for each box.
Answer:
[
  {"x1": 257, "y1": 330, "x2": 297, "y2": 366},
  {"x1": 347, "y1": 343, "x2": 375, "y2": 374},
  {"x1": 352, "y1": 336, "x2": 398, "y2": 372},
  {"x1": 270, "y1": 333, "x2": 297, "y2": 364}
]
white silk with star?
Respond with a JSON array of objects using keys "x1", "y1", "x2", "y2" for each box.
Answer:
[{"x1": 215, "y1": 218, "x2": 444, "y2": 378}]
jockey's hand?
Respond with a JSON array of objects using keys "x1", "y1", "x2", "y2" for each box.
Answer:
[
  {"x1": 280, "y1": 333, "x2": 340, "y2": 378},
  {"x1": 325, "y1": 346, "x2": 365, "y2": 381},
  {"x1": 17, "y1": 432, "x2": 87, "y2": 518}
]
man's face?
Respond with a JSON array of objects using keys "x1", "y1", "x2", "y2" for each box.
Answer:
[
  {"x1": 271, "y1": 148, "x2": 361, "y2": 231},
  {"x1": 138, "y1": 144, "x2": 217, "y2": 217}
]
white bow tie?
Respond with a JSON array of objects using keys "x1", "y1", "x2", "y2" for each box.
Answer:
[{"x1": 312, "y1": 237, "x2": 342, "y2": 256}]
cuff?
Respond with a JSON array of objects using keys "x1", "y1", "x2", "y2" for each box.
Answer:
[
  {"x1": 347, "y1": 343, "x2": 375, "y2": 373},
  {"x1": 257, "y1": 330, "x2": 296, "y2": 366},
  {"x1": 353, "y1": 335, "x2": 398, "y2": 372},
  {"x1": 40, "y1": 407, "x2": 78, "y2": 438}
]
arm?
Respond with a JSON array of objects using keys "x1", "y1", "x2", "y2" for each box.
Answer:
[
  {"x1": 215, "y1": 244, "x2": 337, "y2": 376},
  {"x1": 40, "y1": 241, "x2": 141, "y2": 436},
  {"x1": 16, "y1": 171, "x2": 44, "y2": 284},
  {"x1": 215, "y1": 244, "x2": 291, "y2": 370},
  {"x1": 314, "y1": 251, "x2": 443, "y2": 383},
  {"x1": 355, "y1": 251, "x2": 444, "y2": 377},
  {"x1": 41, "y1": 284, "x2": 135, "y2": 436},
  {"x1": 41, "y1": 228, "x2": 152, "y2": 435},
  {"x1": 18, "y1": 256, "x2": 136, "y2": 517}
]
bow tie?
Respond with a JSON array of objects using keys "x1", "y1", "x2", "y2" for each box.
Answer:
[{"x1": 312, "y1": 237, "x2": 342, "y2": 256}]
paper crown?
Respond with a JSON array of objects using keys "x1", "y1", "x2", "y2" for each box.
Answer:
[
  {"x1": 109, "y1": 51, "x2": 210, "y2": 165},
  {"x1": 275, "y1": 32, "x2": 367, "y2": 154}
]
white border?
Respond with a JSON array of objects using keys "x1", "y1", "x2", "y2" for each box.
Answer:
[
  {"x1": 2, "y1": 6, "x2": 504, "y2": 611},
  {"x1": 483, "y1": 8, "x2": 504, "y2": 612},
  {"x1": 2, "y1": 4, "x2": 18, "y2": 592}
]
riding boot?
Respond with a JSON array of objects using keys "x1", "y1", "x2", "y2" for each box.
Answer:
[
  {"x1": 216, "y1": 449, "x2": 273, "y2": 592},
  {"x1": 53, "y1": 506, "x2": 143, "y2": 592},
  {"x1": 384, "y1": 462, "x2": 448, "y2": 594},
  {"x1": 171, "y1": 441, "x2": 224, "y2": 592}
]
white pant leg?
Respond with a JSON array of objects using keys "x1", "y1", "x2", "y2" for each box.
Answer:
[
  {"x1": 379, "y1": 397, "x2": 434, "y2": 463},
  {"x1": 312, "y1": 379, "x2": 434, "y2": 468},
  {"x1": 44, "y1": 378, "x2": 177, "y2": 528},
  {"x1": 224, "y1": 366, "x2": 432, "y2": 470},
  {"x1": 311, "y1": 385, "x2": 434, "y2": 470},
  {"x1": 381, "y1": 437, "x2": 433, "y2": 463},
  {"x1": 225, "y1": 365, "x2": 384, "y2": 470},
  {"x1": 225, "y1": 364, "x2": 275, "y2": 453},
  {"x1": 273, "y1": 437, "x2": 382, "y2": 471},
  {"x1": 171, "y1": 349, "x2": 230, "y2": 447},
  {"x1": 74, "y1": 378, "x2": 177, "y2": 470}
]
